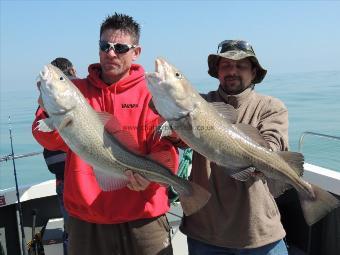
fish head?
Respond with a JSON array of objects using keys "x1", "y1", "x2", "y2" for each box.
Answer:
[
  {"x1": 146, "y1": 58, "x2": 196, "y2": 120},
  {"x1": 38, "y1": 64, "x2": 77, "y2": 115}
]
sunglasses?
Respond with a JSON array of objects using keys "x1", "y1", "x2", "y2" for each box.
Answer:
[
  {"x1": 99, "y1": 40, "x2": 137, "y2": 54},
  {"x1": 217, "y1": 40, "x2": 255, "y2": 54}
]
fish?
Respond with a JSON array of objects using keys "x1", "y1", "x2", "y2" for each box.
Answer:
[
  {"x1": 35, "y1": 64, "x2": 211, "y2": 216},
  {"x1": 145, "y1": 57, "x2": 340, "y2": 225}
]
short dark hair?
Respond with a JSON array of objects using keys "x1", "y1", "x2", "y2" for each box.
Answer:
[
  {"x1": 51, "y1": 57, "x2": 73, "y2": 75},
  {"x1": 100, "y1": 13, "x2": 140, "y2": 44}
]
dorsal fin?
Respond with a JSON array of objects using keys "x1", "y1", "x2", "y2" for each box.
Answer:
[
  {"x1": 103, "y1": 115, "x2": 140, "y2": 154},
  {"x1": 209, "y1": 102, "x2": 237, "y2": 124},
  {"x1": 230, "y1": 166, "x2": 256, "y2": 182},
  {"x1": 96, "y1": 112, "x2": 113, "y2": 126},
  {"x1": 104, "y1": 115, "x2": 176, "y2": 172},
  {"x1": 277, "y1": 151, "x2": 304, "y2": 177},
  {"x1": 147, "y1": 144, "x2": 177, "y2": 172},
  {"x1": 154, "y1": 121, "x2": 173, "y2": 141},
  {"x1": 234, "y1": 123, "x2": 270, "y2": 149}
]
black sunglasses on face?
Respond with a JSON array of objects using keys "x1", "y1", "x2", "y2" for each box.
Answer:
[
  {"x1": 217, "y1": 40, "x2": 255, "y2": 54},
  {"x1": 99, "y1": 40, "x2": 137, "y2": 54}
]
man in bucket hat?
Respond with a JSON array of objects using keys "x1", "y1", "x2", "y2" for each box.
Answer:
[
  {"x1": 180, "y1": 40, "x2": 289, "y2": 254},
  {"x1": 208, "y1": 40, "x2": 267, "y2": 92}
]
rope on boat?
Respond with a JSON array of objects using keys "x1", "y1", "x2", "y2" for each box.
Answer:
[{"x1": 168, "y1": 148, "x2": 193, "y2": 204}]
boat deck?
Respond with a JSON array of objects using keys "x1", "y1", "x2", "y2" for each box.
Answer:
[{"x1": 1, "y1": 160, "x2": 340, "y2": 254}]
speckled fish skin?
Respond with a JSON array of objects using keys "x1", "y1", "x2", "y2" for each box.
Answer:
[
  {"x1": 146, "y1": 58, "x2": 340, "y2": 225},
  {"x1": 35, "y1": 64, "x2": 211, "y2": 216}
]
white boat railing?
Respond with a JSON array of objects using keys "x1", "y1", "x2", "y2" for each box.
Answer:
[
  {"x1": 298, "y1": 131, "x2": 340, "y2": 152},
  {"x1": 297, "y1": 131, "x2": 340, "y2": 196},
  {"x1": 1, "y1": 132, "x2": 340, "y2": 255}
]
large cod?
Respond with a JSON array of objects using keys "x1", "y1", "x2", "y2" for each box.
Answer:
[
  {"x1": 146, "y1": 58, "x2": 340, "y2": 226},
  {"x1": 35, "y1": 64, "x2": 211, "y2": 216}
]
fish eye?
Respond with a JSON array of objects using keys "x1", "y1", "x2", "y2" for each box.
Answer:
[
  {"x1": 175, "y1": 72, "x2": 183, "y2": 79},
  {"x1": 59, "y1": 76, "x2": 64, "y2": 81}
]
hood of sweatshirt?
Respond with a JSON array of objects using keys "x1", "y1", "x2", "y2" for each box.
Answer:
[{"x1": 87, "y1": 63, "x2": 145, "y2": 93}]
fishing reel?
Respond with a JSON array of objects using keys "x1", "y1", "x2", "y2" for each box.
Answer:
[
  {"x1": 27, "y1": 232, "x2": 45, "y2": 255},
  {"x1": 27, "y1": 209, "x2": 46, "y2": 255}
]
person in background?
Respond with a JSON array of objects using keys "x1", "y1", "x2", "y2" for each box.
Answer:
[
  {"x1": 42, "y1": 57, "x2": 77, "y2": 255},
  {"x1": 179, "y1": 40, "x2": 289, "y2": 255},
  {"x1": 32, "y1": 13, "x2": 178, "y2": 255}
]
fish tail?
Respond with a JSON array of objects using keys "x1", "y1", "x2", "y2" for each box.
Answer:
[
  {"x1": 179, "y1": 182, "x2": 211, "y2": 216},
  {"x1": 299, "y1": 184, "x2": 340, "y2": 226}
]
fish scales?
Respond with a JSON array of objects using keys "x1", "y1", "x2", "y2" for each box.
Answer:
[
  {"x1": 146, "y1": 57, "x2": 340, "y2": 225},
  {"x1": 36, "y1": 64, "x2": 211, "y2": 216}
]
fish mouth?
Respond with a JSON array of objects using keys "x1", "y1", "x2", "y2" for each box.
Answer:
[
  {"x1": 38, "y1": 64, "x2": 74, "y2": 115},
  {"x1": 145, "y1": 64, "x2": 162, "y2": 89},
  {"x1": 154, "y1": 58, "x2": 165, "y2": 79},
  {"x1": 39, "y1": 65, "x2": 53, "y2": 83},
  {"x1": 145, "y1": 58, "x2": 172, "y2": 88},
  {"x1": 155, "y1": 57, "x2": 175, "y2": 81},
  {"x1": 38, "y1": 65, "x2": 54, "y2": 96}
]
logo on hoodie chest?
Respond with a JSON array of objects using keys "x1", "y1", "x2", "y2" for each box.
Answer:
[{"x1": 121, "y1": 103, "x2": 139, "y2": 109}]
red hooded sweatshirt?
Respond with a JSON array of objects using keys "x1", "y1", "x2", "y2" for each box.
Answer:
[{"x1": 32, "y1": 63, "x2": 179, "y2": 224}]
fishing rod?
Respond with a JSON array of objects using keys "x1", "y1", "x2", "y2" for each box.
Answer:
[
  {"x1": 8, "y1": 116, "x2": 28, "y2": 255},
  {"x1": 0, "y1": 151, "x2": 42, "y2": 163}
]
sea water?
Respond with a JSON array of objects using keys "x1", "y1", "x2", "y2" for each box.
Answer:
[{"x1": 1, "y1": 70, "x2": 339, "y2": 190}]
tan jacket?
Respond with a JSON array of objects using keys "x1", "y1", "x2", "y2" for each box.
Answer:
[{"x1": 180, "y1": 86, "x2": 288, "y2": 248}]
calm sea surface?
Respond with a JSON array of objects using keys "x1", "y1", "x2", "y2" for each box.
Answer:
[{"x1": 1, "y1": 70, "x2": 340, "y2": 190}]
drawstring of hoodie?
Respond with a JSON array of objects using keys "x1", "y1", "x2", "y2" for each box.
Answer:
[
  {"x1": 90, "y1": 63, "x2": 145, "y2": 117},
  {"x1": 101, "y1": 89, "x2": 107, "y2": 112},
  {"x1": 113, "y1": 85, "x2": 116, "y2": 116},
  {"x1": 100, "y1": 84, "x2": 117, "y2": 116}
]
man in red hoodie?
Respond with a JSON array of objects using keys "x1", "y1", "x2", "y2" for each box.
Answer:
[{"x1": 32, "y1": 13, "x2": 178, "y2": 255}]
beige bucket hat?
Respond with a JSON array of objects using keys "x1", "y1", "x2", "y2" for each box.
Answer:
[{"x1": 208, "y1": 40, "x2": 267, "y2": 84}]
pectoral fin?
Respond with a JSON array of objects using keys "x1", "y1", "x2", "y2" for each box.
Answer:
[
  {"x1": 210, "y1": 102, "x2": 237, "y2": 124},
  {"x1": 233, "y1": 123, "x2": 271, "y2": 149},
  {"x1": 230, "y1": 166, "x2": 256, "y2": 181},
  {"x1": 36, "y1": 118, "x2": 55, "y2": 132},
  {"x1": 154, "y1": 121, "x2": 173, "y2": 140},
  {"x1": 58, "y1": 116, "x2": 73, "y2": 131}
]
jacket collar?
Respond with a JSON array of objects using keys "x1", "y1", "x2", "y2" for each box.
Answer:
[
  {"x1": 217, "y1": 85, "x2": 254, "y2": 108},
  {"x1": 87, "y1": 63, "x2": 145, "y2": 93}
]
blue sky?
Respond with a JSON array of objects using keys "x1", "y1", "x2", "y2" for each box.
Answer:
[{"x1": 1, "y1": 0, "x2": 340, "y2": 91}]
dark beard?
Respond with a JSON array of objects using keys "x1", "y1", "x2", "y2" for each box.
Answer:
[{"x1": 221, "y1": 76, "x2": 246, "y2": 95}]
